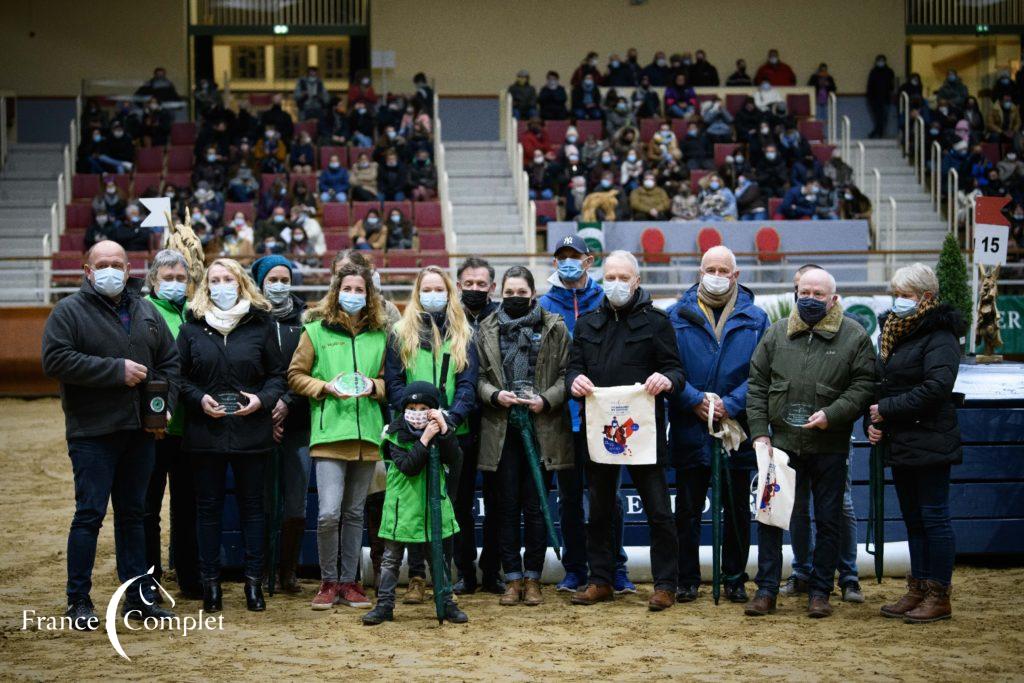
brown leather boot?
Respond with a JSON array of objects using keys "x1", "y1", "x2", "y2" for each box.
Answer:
[
  {"x1": 880, "y1": 575, "x2": 927, "y2": 618},
  {"x1": 500, "y1": 579, "x2": 523, "y2": 606},
  {"x1": 523, "y1": 579, "x2": 543, "y2": 607},
  {"x1": 744, "y1": 592, "x2": 776, "y2": 616},
  {"x1": 402, "y1": 576, "x2": 427, "y2": 604},
  {"x1": 807, "y1": 594, "x2": 833, "y2": 618},
  {"x1": 570, "y1": 583, "x2": 614, "y2": 605},
  {"x1": 277, "y1": 517, "x2": 305, "y2": 594},
  {"x1": 903, "y1": 581, "x2": 952, "y2": 623},
  {"x1": 648, "y1": 589, "x2": 675, "y2": 612}
]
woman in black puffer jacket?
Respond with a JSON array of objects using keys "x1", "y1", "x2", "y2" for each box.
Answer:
[
  {"x1": 867, "y1": 263, "x2": 965, "y2": 625},
  {"x1": 177, "y1": 258, "x2": 286, "y2": 613}
]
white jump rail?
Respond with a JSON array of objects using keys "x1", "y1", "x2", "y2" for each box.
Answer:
[
  {"x1": 856, "y1": 141, "x2": 866, "y2": 189},
  {"x1": 432, "y1": 92, "x2": 457, "y2": 258},
  {"x1": 899, "y1": 91, "x2": 910, "y2": 158},
  {"x1": 913, "y1": 116, "x2": 926, "y2": 185},
  {"x1": 931, "y1": 140, "x2": 942, "y2": 211},
  {"x1": 827, "y1": 91, "x2": 837, "y2": 145},
  {"x1": 504, "y1": 92, "x2": 536, "y2": 256},
  {"x1": 840, "y1": 115, "x2": 851, "y2": 162},
  {"x1": 947, "y1": 168, "x2": 958, "y2": 235}
]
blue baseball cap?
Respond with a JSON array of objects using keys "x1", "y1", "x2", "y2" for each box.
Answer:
[{"x1": 552, "y1": 234, "x2": 590, "y2": 256}]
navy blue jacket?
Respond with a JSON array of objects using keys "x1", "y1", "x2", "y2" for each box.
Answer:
[{"x1": 667, "y1": 284, "x2": 769, "y2": 469}]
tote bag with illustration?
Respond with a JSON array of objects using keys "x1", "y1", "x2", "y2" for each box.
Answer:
[
  {"x1": 584, "y1": 383, "x2": 657, "y2": 465},
  {"x1": 754, "y1": 440, "x2": 796, "y2": 529}
]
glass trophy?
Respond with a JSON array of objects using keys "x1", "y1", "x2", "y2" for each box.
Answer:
[
  {"x1": 216, "y1": 391, "x2": 243, "y2": 415},
  {"x1": 783, "y1": 402, "x2": 815, "y2": 427},
  {"x1": 333, "y1": 372, "x2": 370, "y2": 397},
  {"x1": 512, "y1": 380, "x2": 537, "y2": 401}
]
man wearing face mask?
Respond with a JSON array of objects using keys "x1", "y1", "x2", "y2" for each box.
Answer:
[
  {"x1": 935, "y1": 70, "x2": 968, "y2": 110},
  {"x1": 509, "y1": 69, "x2": 538, "y2": 120},
  {"x1": 745, "y1": 267, "x2": 875, "y2": 619},
  {"x1": 566, "y1": 250, "x2": 684, "y2": 610},
  {"x1": 42, "y1": 240, "x2": 180, "y2": 629},
  {"x1": 866, "y1": 54, "x2": 895, "y2": 139},
  {"x1": 538, "y1": 71, "x2": 569, "y2": 121},
  {"x1": 754, "y1": 49, "x2": 796, "y2": 87},
  {"x1": 643, "y1": 51, "x2": 673, "y2": 87},
  {"x1": 727, "y1": 59, "x2": 753, "y2": 87},
  {"x1": 756, "y1": 144, "x2": 790, "y2": 199},
  {"x1": 667, "y1": 246, "x2": 769, "y2": 604},
  {"x1": 294, "y1": 66, "x2": 328, "y2": 121}
]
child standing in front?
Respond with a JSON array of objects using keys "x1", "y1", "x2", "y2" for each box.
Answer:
[{"x1": 363, "y1": 382, "x2": 468, "y2": 625}]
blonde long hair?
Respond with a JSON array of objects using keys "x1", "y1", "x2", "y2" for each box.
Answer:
[
  {"x1": 393, "y1": 266, "x2": 471, "y2": 372},
  {"x1": 189, "y1": 258, "x2": 271, "y2": 317},
  {"x1": 307, "y1": 262, "x2": 387, "y2": 332}
]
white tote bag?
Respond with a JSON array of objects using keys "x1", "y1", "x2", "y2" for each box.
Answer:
[
  {"x1": 584, "y1": 383, "x2": 657, "y2": 466},
  {"x1": 754, "y1": 441, "x2": 796, "y2": 530}
]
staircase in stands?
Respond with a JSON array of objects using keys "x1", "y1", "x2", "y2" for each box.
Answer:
[
  {"x1": 445, "y1": 141, "x2": 526, "y2": 255},
  {"x1": 0, "y1": 144, "x2": 63, "y2": 303}
]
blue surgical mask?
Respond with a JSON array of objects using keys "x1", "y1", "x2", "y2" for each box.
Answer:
[
  {"x1": 92, "y1": 267, "x2": 125, "y2": 297},
  {"x1": 709, "y1": 181, "x2": 721, "y2": 190},
  {"x1": 338, "y1": 291, "x2": 367, "y2": 314},
  {"x1": 210, "y1": 283, "x2": 239, "y2": 310},
  {"x1": 603, "y1": 280, "x2": 632, "y2": 307},
  {"x1": 206, "y1": 153, "x2": 217, "y2": 163},
  {"x1": 329, "y1": 162, "x2": 341, "y2": 169},
  {"x1": 419, "y1": 291, "x2": 448, "y2": 313},
  {"x1": 797, "y1": 297, "x2": 828, "y2": 325},
  {"x1": 600, "y1": 178, "x2": 613, "y2": 189},
  {"x1": 157, "y1": 280, "x2": 187, "y2": 304},
  {"x1": 557, "y1": 257, "x2": 584, "y2": 282},
  {"x1": 273, "y1": 214, "x2": 285, "y2": 223},
  {"x1": 263, "y1": 281, "x2": 291, "y2": 304},
  {"x1": 892, "y1": 297, "x2": 919, "y2": 318},
  {"x1": 765, "y1": 152, "x2": 777, "y2": 161}
]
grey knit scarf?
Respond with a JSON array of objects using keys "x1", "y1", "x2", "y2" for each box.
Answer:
[{"x1": 496, "y1": 303, "x2": 543, "y2": 387}]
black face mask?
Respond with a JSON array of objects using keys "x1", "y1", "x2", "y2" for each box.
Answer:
[
  {"x1": 461, "y1": 289, "x2": 490, "y2": 311},
  {"x1": 502, "y1": 296, "x2": 532, "y2": 318}
]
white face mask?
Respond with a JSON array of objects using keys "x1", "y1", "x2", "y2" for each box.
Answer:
[
  {"x1": 603, "y1": 280, "x2": 632, "y2": 307},
  {"x1": 404, "y1": 408, "x2": 430, "y2": 431},
  {"x1": 91, "y1": 267, "x2": 126, "y2": 298},
  {"x1": 419, "y1": 291, "x2": 448, "y2": 313},
  {"x1": 701, "y1": 273, "x2": 732, "y2": 296},
  {"x1": 263, "y1": 281, "x2": 291, "y2": 304},
  {"x1": 210, "y1": 283, "x2": 239, "y2": 310},
  {"x1": 643, "y1": 178, "x2": 656, "y2": 189}
]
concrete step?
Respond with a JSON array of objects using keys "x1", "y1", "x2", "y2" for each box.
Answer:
[
  {"x1": 446, "y1": 164, "x2": 512, "y2": 175},
  {"x1": 445, "y1": 141, "x2": 506, "y2": 150},
  {"x1": 10, "y1": 143, "x2": 64, "y2": 153},
  {"x1": 453, "y1": 236, "x2": 526, "y2": 253},
  {"x1": 451, "y1": 195, "x2": 520, "y2": 207},
  {"x1": 453, "y1": 221, "x2": 522, "y2": 234},
  {"x1": 0, "y1": 179, "x2": 60, "y2": 202}
]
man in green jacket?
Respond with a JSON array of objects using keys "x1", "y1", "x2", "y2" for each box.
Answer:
[{"x1": 744, "y1": 268, "x2": 875, "y2": 619}]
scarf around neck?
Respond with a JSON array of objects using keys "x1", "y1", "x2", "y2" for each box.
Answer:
[
  {"x1": 496, "y1": 303, "x2": 543, "y2": 387},
  {"x1": 880, "y1": 298, "x2": 936, "y2": 361},
  {"x1": 269, "y1": 293, "x2": 294, "y2": 320},
  {"x1": 697, "y1": 282, "x2": 738, "y2": 341},
  {"x1": 205, "y1": 298, "x2": 251, "y2": 336}
]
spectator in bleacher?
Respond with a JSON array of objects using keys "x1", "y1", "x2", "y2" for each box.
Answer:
[
  {"x1": 77, "y1": 130, "x2": 121, "y2": 175},
  {"x1": 319, "y1": 153, "x2": 350, "y2": 203},
  {"x1": 997, "y1": 149, "x2": 1024, "y2": 182},
  {"x1": 631, "y1": 74, "x2": 662, "y2": 119},
  {"x1": 259, "y1": 93, "x2": 295, "y2": 141},
  {"x1": 407, "y1": 118, "x2": 433, "y2": 160},
  {"x1": 195, "y1": 118, "x2": 231, "y2": 161},
  {"x1": 982, "y1": 167, "x2": 1007, "y2": 197},
  {"x1": 986, "y1": 94, "x2": 1021, "y2": 146},
  {"x1": 670, "y1": 183, "x2": 699, "y2": 221},
  {"x1": 229, "y1": 136, "x2": 255, "y2": 169},
  {"x1": 680, "y1": 121, "x2": 713, "y2": 171},
  {"x1": 409, "y1": 148, "x2": 438, "y2": 201},
  {"x1": 412, "y1": 72, "x2": 435, "y2": 116},
  {"x1": 349, "y1": 152, "x2": 379, "y2": 201},
  {"x1": 105, "y1": 122, "x2": 135, "y2": 171},
  {"x1": 229, "y1": 211, "x2": 255, "y2": 245},
  {"x1": 137, "y1": 66, "x2": 181, "y2": 103},
  {"x1": 92, "y1": 176, "x2": 128, "y2": 219},
  {"x1": 899, "y1": 72, "x2": 924, "y2": 103},
  {"x1": 612, "y1": 124, "x2": 642, "y2": 158},
  {"x1": 193, "y1": 146, "x2": 227, "y2": 193},
  {"x1": 141, "y1": 97, "x2": 172, "y2": 147},
  {"x1": 936, "y1": 70, "x2": 969, "y2": 110},
  {"x1": 378, "y1": 150, "x2": 409, "y2": 201},
  {"x1": 961, "y1": 98, "x2": 984, "y2": 142},
  {"x1": 779, "y1": 123, "x2": 811, "y2": 165},
  {"x1": 111, "y1": 100, "x2": 142, "y2": 142},
  {"x1": 823, "y1": 147, "x2": 854, "y2": 187},
  {"x1": 528, "y1": 150, "x2": 556, "y2": 200},
  {"x1": 697, "y1": 173, "x2": 737, "y2": 220},
  {"x1": 385, "y1": 208, "x2": 417, "y2": 251},
  {"x1": 288, "y1": 205, "x2": 326, "y2": 257},
  {"x1": 588, "y1": 150, "x2": 618, "y2": 189},
  {"x1": 350, "y1": 209, "x2": 387, "y2": 250},
  {"x1": 814, "y1": 178, "x2": 839, "y2": 220},
  {"x1": 571, "y1": 75, "x2": 603, "y2": 121},
  {"x1": 521, "y1": 118, "x2": 549, "y2": 165},
  {"x1": 509, "y1": 70, "x2": 539, "y2": 120},
  {"x1": 571, "y1": 52, "x2": 603, "y2": 87},
  {"x1": 581, "y1": 132, "x2": 610, "y2": 169},
  {"x1": 734, "y1": 173, "x2": 769, "y2": 221},
  {"x1": 193, "y1": 78, "x2": 223, "y2": 121},
  {"x1": 656, "y1": 157, "x2": 687, "y2": 190},
  {"x1": 219, "y1": 218, "x2": 256, "y2": 266},
  {"x1": 641, "y1": 51, "x2": 671, "y2": 87},
  {"x1": 373, "y1": 125, "x2": 407, "y2": 164},
  {"x1": 256, "y1": 207, "x2": 290, "y2": 254},
  {"x1": 226, "y1": 162, "x2": 258, "y2": 202},
  {"x1": 755, "y1": 143, "x2": 788, "y2": 198},
  {"x1": 940, "y1": 140, "x2": 970, "y2": 192},
  {"x1": 866, "y1": 55, "x2": 895, "y2": 139},
  {"x1": 294, "y1": 66, "x2": 329, "y2": 122},
  {"x1": 967, "y1": 143, "x2": 993, "y2": 186},
  {"x1": 754, "y1": 49, "x2": 796, "y2": 86},
  {"x1": 605, "y1": 53, "x2": 634, "y2": 87},
  {"x1": 290, "y1": 131, "x2": 316, "y2": 174},
  {"x1": 780, "y1": 180, "x2": 819, "y2": 219},
  {"x1": 689, "y1": 50, "x2": 720, "y2": 87},
  {"x1": 290, "y1": 178, "x2": 317, "y2": 214},
  {"x1": 726, "y1": 59, "x2": 753, "y2": 87},
  {"x1": 284, "y1": 224, "x2": 320, "y2": 269},
  {"x1": 664, "y1": 73, "x2": 697, "y2": 119},
  {"x1": 320, "y1": 99, "x2": 351, "y2": 146},
  {"x1": 163, "y1": 183, "x2": 188, "y2": 222},
  {"x1": 839, "y1": 184, "x2": 872, "y2": 220},
  {"x1": 348, "y1": 73, "x2": 379, "y2": 111},
  {"x1": 992, "y1": 70, "x2": 1019, "y2": 104},
  {"x1": 254, "y1": 126, "x2": 288, "y2": 174},
  {"x1": 791, "y1": 151, "x2": 823, "y2": 187},
  {"x1": 734, "y1": 97, "x2": 763, "y2": 143},
  {"x1": 80, "y1": 98, "x2": 108, "y2": 133},
  {"x1": 718, "y1": 151, "x2": 750, "y2": 189},
  {"x1": 114, "y1": 203, "x2": 153, "y2": 252},
  {"x1": 703, "y1": 97, "x2": 735, "y2": 143},
  {"x1": 630, "y1": 171, "x2": 671, "y2": 219},
  {"x1": 349, "y1": 101, "x2": 376, "y2": 147},
  {"x1": 604, "y1": 96, "x2": 635, "y2": 139},
  {"x1": 375, "y1": 96, "x2": 405, "y2": 137},
  {"x1": 84, "y1": 209, "x2": 118, "y2": 250},
  {"x1": 808, "y1": 63, "x2": 837, "y2": 121},
  {"x1": 620, "y1": 146, "x2": 644, "y2": 193},
  {"x1": 259, "y1": 178, "x2": 291, "y2": 220},
  {"x1": 753, "y1": 80, "x2": 785, "y2": 114},
  {"x1": 398, "y1": 103, "x2": 422, "y2": 141},
  {"x1": 647, "y1": 122, "x2": 682, "y2": 164},
  {"x1": 538, "y1": 71, "x2": 569, "y2": 121},
  {"x1": 193, "y1": 182, "x2": 224, "y2": 229}
]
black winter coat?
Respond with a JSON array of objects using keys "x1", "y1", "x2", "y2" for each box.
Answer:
[
  {"x1": 271, "y1": 295, "x2": 310, "y2": 434},
  {"x1": 566, "y1": 288, "x2": 685, "y2": 465},
  {"x1": 875, "y1": 304, "x2": 965, "y2": 467},
  {"x1": 177, "y1": 309, "x2": 287, "y2": 455}
]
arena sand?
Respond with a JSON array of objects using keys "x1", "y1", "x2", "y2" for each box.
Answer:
[{"x1": 0, "y1": 398, "x2": 1021, "y2": 682}]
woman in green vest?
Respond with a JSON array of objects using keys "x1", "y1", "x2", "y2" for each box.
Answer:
[
  {"x1": 288, "y1": 261, "x2": 389, "y2": 612},
  {"x1": 383, "y1": 265, "x2": 479, "y2": 603},
  {"x1": 142, "y1": 249, "x2": 201, "y2": 598}
]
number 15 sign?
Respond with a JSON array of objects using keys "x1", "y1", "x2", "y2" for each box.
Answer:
[{"x1": 974, "y1": 223, "x2": 1009, "y2": 266}]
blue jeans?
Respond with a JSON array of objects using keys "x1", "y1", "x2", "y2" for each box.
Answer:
[
  {"x1": 756, "y1": 452, "x2": 847, "y2": 597},
  {"x1": 514, "y1": 107, "x2": 538, "y2": 120},
  {"x1": 320, "y1": 191, "x2": 347, "y2": 203},
  {"x1": 573, "y1": 108, "x2": 603, "y2": 120},
  {"x1": 529, "y1": 188, "x2": 554, "y2": 200},
  {"x1": 667, "y1": 104, "x2": 691, "y2": 119},
  {"x1": 790, "y1": 453, "x2": 859, "y2": 586},
  {"x1": 893, "y1": 463, "x2": 954, "y2": 585},
  {"x1": 228, "y1": 181, "x2": 256, "y2": 202},
  {"x1": 378, "y1": 191, "x2": 406, "y2": 201},
  {"x1": 67, "y1": 430, "x2": 155, "y2": 601},
  {"x1": 741, "y1": 209, "x2": 768, "y2": 221},
  {"x1": 352, "y1": 132, "x2": 373, "y2": 147}
]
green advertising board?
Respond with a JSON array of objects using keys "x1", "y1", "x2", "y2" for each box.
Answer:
[{"x1": 996, "y1": 296, "x2": 1024, "y2": 354}]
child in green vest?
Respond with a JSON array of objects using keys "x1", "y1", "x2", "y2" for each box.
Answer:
[{"x1": 362, "y1": 381, "x2": 468, "y2": 625}]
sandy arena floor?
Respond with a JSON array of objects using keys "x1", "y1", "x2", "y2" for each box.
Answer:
[{"x1": 0, "y1": 398, "x2": 1021, "y2": 681}]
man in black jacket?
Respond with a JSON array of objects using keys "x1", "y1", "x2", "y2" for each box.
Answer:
[
  {"x1": 566, "y1": 250, "x2": 684, "y2": 611},
  {"x1": 866, "y1": 54, "x2": 896, "y2": 139},
  {"x1": 41, "y1": 241, "x2": 179, "y2": 629}
]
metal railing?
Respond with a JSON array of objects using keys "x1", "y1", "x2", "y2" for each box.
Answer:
[
  {"x1": 872, "y1": 168, "x2": 882, "y2": 247},
  {"x1": 856, "y1": 141, "x2": 866, "y2": 189},
  {"x1": 55, "y1": 174, "x2": 66, "y2": 240},
  {"x1": 913, "y1": 117, "x2": 926, "y2": 185},
  {"x1": 931, "y1": 140, "x2": 943, "y2": 211},
  {"x1": 887, "y1": 197, "x2": 898, "y2": 278},
  {"x1": 432, "y1": 92, "x2": 456, "y2": 256},
  {"x1": 906, "y1": 0, "x2": 1024, "y2": 27},
  {"x1": 503, "y1": 92, "x2": 536, "y2": 255},
  {"x1": 947, "y1": 168, "x2": 959, "y2": 234},
  {"x1": 899, "y1": 91, "x2": 910, "y2": 158},
  {"x1": 827, "y1": 91, "x2": 837, "y2": 144},
  {"x1": 190, "y1": 0, "x2": 369, "y2": 26},
  {"x1": 840, "y1": 115, "x2": 851, "y2": 162},
  {"x1": 41, "y1": 235, "x2": 52, "y2": 304}
]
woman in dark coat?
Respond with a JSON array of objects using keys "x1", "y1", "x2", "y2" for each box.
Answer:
[
  {"x1": 867, "y1": 263, "x2": 964, "y2": 624},
  {"x1": 177, "y1": 258, "x2": 287, "y2": 613}
]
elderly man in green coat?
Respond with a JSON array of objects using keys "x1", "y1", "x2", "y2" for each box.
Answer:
[{"x1": 744, "y1": 268, "x2": 875, "y2": 619}]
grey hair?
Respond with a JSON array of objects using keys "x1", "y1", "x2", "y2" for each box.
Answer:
[
  {"x1": 605, "y1": 249, "x2": 640, "y2": 276},
  {"x1": 798, "y1": 267, "x2": 837, "y2": 295},
  {"x1": 145, "y1": 249, "x2": 189, "y2": 291},
  {"x1": 701, "y1": 245, "x2": 737, "y2": 270},
  {"x1": 891, "y1": 262, "x2": 939, "y2": 297}
]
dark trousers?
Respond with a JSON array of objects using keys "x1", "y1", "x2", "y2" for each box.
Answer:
[
  {"x1": 755, "y1": 452, "x2": 846, "y2": 597},
  {"x1": 193, "y1": 451, "x2": 267, "y2": 582},
  {"x1": 407, "y1": 441, "x2": 464, "y2": 579},
  {"x1": 365, "y1": 490, "x2": 386, "y2": 585},
  {"x1": 66, "y1": 430, "x2": 155, "y2": 601},
  {"x1": 496, "y1": 430, "x2": 553, "y2": 579},
  {"x1": 868, "y1": 98, "x2": 889, "y2": 137},
  {"x1": 586, "y1": 462, "x2": 678, "y2": 592},
  {"x1": 453, "y1": 431, "x2": 501, "y2": 584},
  {"x1": 675, "y1": 465, "x2": 751, "y2": 589},
  {"x1": 893, "y1": 463, "x2": 955, "y2": 586},
  {"x1": 144, "y1": 435, "x2": 200, "y2": 592}
]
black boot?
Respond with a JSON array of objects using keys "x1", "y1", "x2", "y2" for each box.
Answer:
[
  {"x1": 124, "y1": 600, "x2": 175, "y2": 620},
  {"x1": 361, "y1": 603, "x2": 394, "y2": 626},
  {"x1": 245, "y1": 578, "x2": 266, "y2": 612},
  {"x1": 202, "y1": 581, "x2": 223, "y2": 613},
  {"x1": 277, "y1": 517, "x2": 305, "y2": 594},
  {"x1": 65, "y1": 597, "x2": 99, "y2": 631},
  {"x1": 444, "y1": 600, "x2": 469, "y2": 624}
]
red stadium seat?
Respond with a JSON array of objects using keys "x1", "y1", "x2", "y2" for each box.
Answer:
[
  {"x1": 319, "y1": 145, "x2": 348, "y2": 169},
  {"x1": 769, "y1": 197, "x2": 783, "y2": 219},
  {"x1": 132, "y1": 172, "x2": 162, "y2": 196},
  {"x1": 419, "y1": 231, "x2": 446, "y2": 250},
  {"x1": 322, "y1": 202, "x2": 351, "y2": 227},
  {"x1": 639, "y1": 118, "x2": 660, "y2": 142},
  {"x1": 575, "y1": 119, "x2": 603, "y2": 140},
  {"x1": 60, "y1": 232, "x2": 85, "y2": 252},
  {"x1": 786, "y1": 94, "x2": 811, "y2": 118},
  {"x1": 66, "y1": 203, "x2": 92, "y2": 229},
  {"x1": 545, "y1": 120, "x2": 570, "y2": 145},
  {"x1": 420, "y1": 251, "x2": 450, "y2": 268},
  {"x1": 73, "y1": 174, "x2": 101, "y2": 200},
  {"x1": 534, "y1": 199, "x2": 558, "y2": 224},
  {"x1": 324, "y1": 233, "x2": 350, "y2": 250},
  {"x1": 798, "y1": 119, "x2": 825, "y2": 143},
  {"x1": 352, "y1": 201, "x2": 380, "y2": 223},
  {"x1": 248, "y1": 93, "x2": 273, "y2": 108},
  {"x1": 981, "y1": 142, "x2": 1001, "y2": 165},
  {"x1": 52, "y1": 252, "x2": 84, "y2": 274},
  {"x1": 811, "y1": 144, "x2": 836, "y2": 166},
  {"x1": 383, "y1": 200, "x2": 413, "y2": 220},
  {"x1": 671, "y1": 119, "x2": 688, "y2": 141},
  {"x1": 697, "y1": 227, "x2": 723, "y2": 254},
  {"x1": 166, "y1": 146, "x2": 193, "y2": 172},
  {"x1": 714, "y1": 143, "x2": 740, "y2": 167},
  {"x1": 135, "y1": 147, "x2": 164, "y2": 173},
  {"x1": 689, "y1": 169, "x2": 710, "y2": 194},
  {"x1": 170, "y1": 122, "x2": 197, "y2": 146},
  {"x1": 108, "y1": 174, "x2": 131, "y2": 195},
  {"x1": 725, "y1": 94, "x2": 747, "y2": 116},
  {"x1": 290, "y1": 173, "x2": 318, "y2": 195},
  {"x1": 224, "y1": 201, "x2": 255, "y2": 223},
  {"x1": 163, "y1": 171, "x2": 190, "y2": 189},
  {"x1": 294, "y1": 120, "x2": 318, "y2": 141},
  {"x1": 640, "y1": 227, "x2": 669, "y2": 264},
  {"x1": 385, "y1": 250, "x2": 419, "y2": 269},
  {"x1": 755, "y1": 226, "x2": 784, "y2": 263},
  {"x1": 261, "y1": 173, "x2": 287, "y2": 193},
  {"x1": 413, "y1": 201, "x2": 441, "y2": 227}
]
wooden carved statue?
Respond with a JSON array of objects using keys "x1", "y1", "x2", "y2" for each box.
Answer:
[
  {"x1": 581, "y1": 190, "x2": 619, "y2": 222},
  {"x1": 164, "y1": 210, "x2": 207, "y2": 297},
  {"x1": 976, "y1": 264, "x2": 1003, "y2": 362}
]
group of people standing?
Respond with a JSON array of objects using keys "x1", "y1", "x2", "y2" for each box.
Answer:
[{"x1": 42, "y1": 234, "x2": 964, "y2": 630}]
